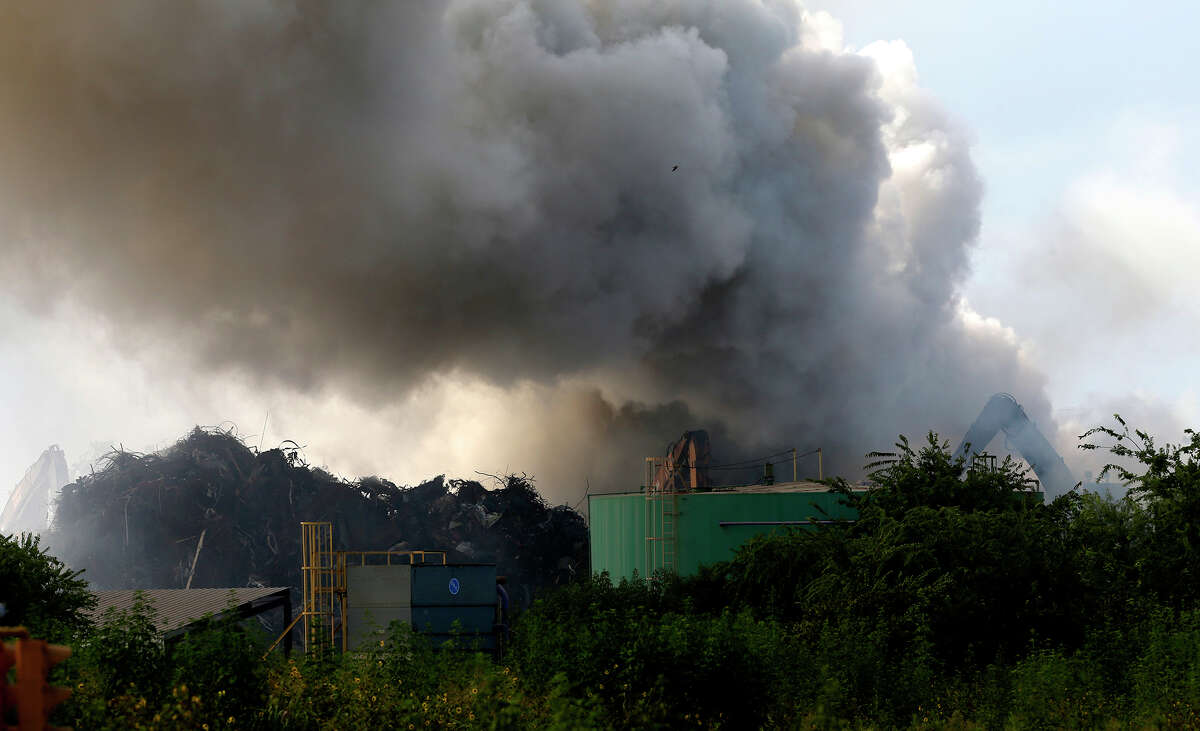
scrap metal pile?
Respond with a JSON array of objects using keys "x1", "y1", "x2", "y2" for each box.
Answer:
[{"x1": 47, "y1": 428, "x2": 588, "y2": 603}]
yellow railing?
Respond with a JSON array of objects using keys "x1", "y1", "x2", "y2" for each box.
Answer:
[{"x1": 266, "y1": 528, "x2": 450, "y2": 658}]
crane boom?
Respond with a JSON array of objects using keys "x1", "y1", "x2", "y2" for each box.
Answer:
[{"x1": 954, "y1": 393, "x2": 1076, "y2": 497}]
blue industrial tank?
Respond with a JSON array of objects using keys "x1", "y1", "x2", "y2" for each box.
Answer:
[{"x1": 411, "y1": 564, "x2": 499, "y2": 650}]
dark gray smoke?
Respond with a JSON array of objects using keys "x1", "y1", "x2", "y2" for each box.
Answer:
[{"x1": 0, "y1": 1, "x2": 1052, "y2": 491}]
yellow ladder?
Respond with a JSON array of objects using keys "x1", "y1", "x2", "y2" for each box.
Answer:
[{"x1": 300, "y1": 521, "x2": 338, "y2": 655}]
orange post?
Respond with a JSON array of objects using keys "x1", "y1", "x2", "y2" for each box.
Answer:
[
  {"x1": 12, "y1": 636, "x2": 72, "y2": 731},
  {"x1": 0, "y1": 628, "x2": 71, "y2": 731},
  {"x1": 1, "y1": 627, "x2": 30, "y2": 730},
  {"x1": 1, "y1": 638, "x2": 15, "y2": 729}
]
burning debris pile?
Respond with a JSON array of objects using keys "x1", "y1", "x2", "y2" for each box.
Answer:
[{"x1": 48, "y1": 428, "x2": 588, "y2": 602}]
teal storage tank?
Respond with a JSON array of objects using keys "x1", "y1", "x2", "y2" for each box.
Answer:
[
  {"x1": 411, "y1": 564, "x2": 498, "y2": 650},
  {"x1": 345, "y1": 563, "x2": 498, "y2": 650},
  {"x1": 588, "y1": 482, "x2": 862, "y2": 582}
]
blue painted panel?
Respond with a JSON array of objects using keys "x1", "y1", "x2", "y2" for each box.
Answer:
[{"x1": 411, "y1": 564, "x2": 497, "y2": 605}]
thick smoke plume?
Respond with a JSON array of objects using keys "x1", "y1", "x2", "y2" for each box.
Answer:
[{"x1": 0, "y1": 1, "x2": 1051, "y2": 494}]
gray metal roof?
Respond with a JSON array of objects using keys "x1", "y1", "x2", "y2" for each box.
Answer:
[
  {"x1": 592, "y1": 480, "x2": 872, "y2": 498},
  {"x1": 87, "y1": 587, "x2": 289, "y2": 635}
]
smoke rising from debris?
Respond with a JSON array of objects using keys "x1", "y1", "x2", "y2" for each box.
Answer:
[{"x1": 0, "y1": 1, "x2": 1052, "y2": 495}]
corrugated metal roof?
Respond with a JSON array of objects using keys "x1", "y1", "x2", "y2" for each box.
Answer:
[
  {"x1": 86, "y1": 587, "x2": 289, "y2": 634},
  {"x1": 593, "y1": 480, "x2": 872, "y2": 498},
  {"x1": 711, "y1": 481, "x2": 873, "y2": 494}
]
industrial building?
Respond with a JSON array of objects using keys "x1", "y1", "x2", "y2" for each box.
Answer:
[
  {"x1": 589, "y1": 481, "x2": 860, "y2": 581},
  {"x1": 588, "y1": 432, "x2": 865, "y2": 581},
  {"x1": 272, "y1": 522, "x2": 505, "y2": 657}
]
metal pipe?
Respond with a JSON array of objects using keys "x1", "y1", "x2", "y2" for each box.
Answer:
[
  {"x1": 792, "y1": 448, "x2": 797, "y2": 481},
  {"x1": 818, "y1": 448, "x2": 823, "y2": 480}
]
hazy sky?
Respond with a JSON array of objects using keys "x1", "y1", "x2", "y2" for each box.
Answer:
[
  {"x1": 1, "y1": 1, "x2": 1196, "y2": 506},
  {"x1": 820, "y1": 0, "x2": 1200, "y2": 445}
]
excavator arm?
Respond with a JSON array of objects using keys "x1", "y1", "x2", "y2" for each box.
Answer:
[{"x1": 954, "y1": 393, "x2": 1077, "y2": 497}]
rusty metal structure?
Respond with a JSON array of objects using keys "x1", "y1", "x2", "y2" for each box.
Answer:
[
  {"x1": 644, "y1": 431, "x2": 713, "y2": 576},
  {"x1": 643, "y1": 432, "x2": 818, "y2": 576}
]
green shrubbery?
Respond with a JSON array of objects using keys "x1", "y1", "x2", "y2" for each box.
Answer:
[
  {"x1": 0, "y1": 532, "x2": 93, "y2": 640},
  {"x1": 15, "y1": 418, "x2": 1200, "y2": 727},
  {"x1": 58, "y1": 595, "x2": 268, "y2": 729},
  {"x1": 509, "y1": 575, "x2": 800, "y2": 727}
]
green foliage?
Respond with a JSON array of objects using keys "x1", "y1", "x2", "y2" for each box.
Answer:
[
  {"x1": 64, "y1": 595, "x2": 167, "y2": 729},
  {"x1": 1128, "y1": 607, "x2": 1200, "y2": 726},
  {"x1": 263, "y1": 622, "x2": 603, "y2": 730},
  {"x1": 863, "y1": 432, "x2": 1038, "y2": 515},
  {"x1": 0, "y1": 531, "x2": 94, "y2": 639},
  {"x1": 167, "y1": 608, "x2": 269, "y2": 728},
  {"x1": 496, "y1": 420, "x2": 1200, "y2": 727},
  {"x1": 712, "y1": 434, "x2": 1083, "y2": 691},
  {"x1": 507, "y1": 573, "x2": 799, "y2": 727},
  {"x1": 32, "y1": 416, "x2": 1200, "y2": 728},
  {"x1": 80, "y1": 595, "x2": 165, "y2": 697},
  {"x1": 1005, "y1": 649, "x2": 1116, "y2": 729},
  {"x1": 1083, "y1": 417, "x2": 1200, "y2": 606}
]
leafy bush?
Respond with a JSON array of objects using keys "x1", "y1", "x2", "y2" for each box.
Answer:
[
  {"x1": 508, "y1": 573, "x2": 803, "y2": 727},
  {"x1": 264, "y1": 621, "x2": 602, "y2": 730},
  {"x1": 64, "y1": 594, "x2": 167, "y2": 729},
  {"x1": 1128, "y1": 608, "x2": 1200, "y2": 727},
  {"x1": 168, "y1": 609, "x2": 270, "y2": 728},
  {"x1": 32, "y1": 417, "x2": 1200, "y2": 728},
  {"x1": 1005, "y1": 649, "x2": 1116, "y2": 729},
  {"x1": 0, "y1": 532, "x2": 94, "y2": 639}
]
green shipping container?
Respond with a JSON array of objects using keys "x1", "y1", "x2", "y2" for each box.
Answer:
[{"x1": 588, "y1": 483, "x2": 860, "y2": 581}]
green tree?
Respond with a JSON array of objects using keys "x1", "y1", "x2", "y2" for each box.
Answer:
[
  {"x1": 1083, "y1": 415, "x2": 1200, "y2": 606},
  {"x1": 0, "y1": 532, "x2": 94, "y2": 638},
  {"x1": 861, "y1": 431, "x2": 1040, "y2": 515}
]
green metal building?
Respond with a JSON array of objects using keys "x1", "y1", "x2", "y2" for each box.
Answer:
[{"x1": 588, "y1": 481, "x2": 861, "y2": 581}]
